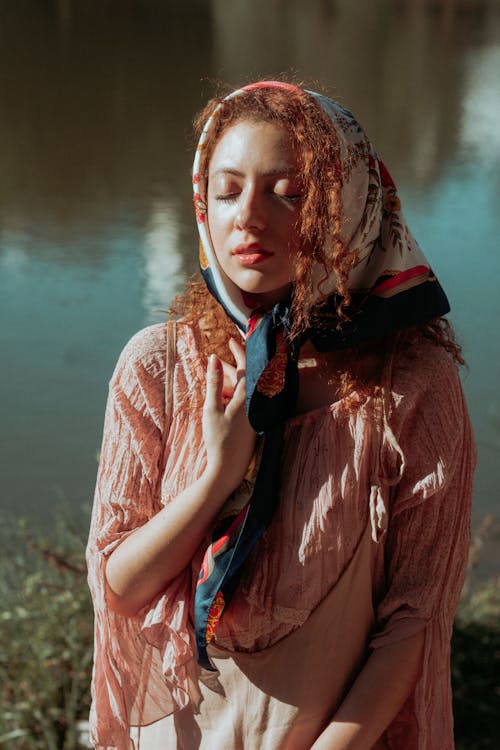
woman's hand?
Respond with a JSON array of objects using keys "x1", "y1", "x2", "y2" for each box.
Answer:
[
  {"x1": 203, "y1": 338, "x2": 256, "y2": 494},
  {"x1": 105, "y1": 339, "x2": 256, "y2": 615},
  {"x1": 309, "y1": 631, "x2": 424, "y2": 750}
]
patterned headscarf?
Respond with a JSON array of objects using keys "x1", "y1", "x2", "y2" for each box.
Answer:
[{"x1": 192, "y1": 81, "x2": 449, "y2": 668}]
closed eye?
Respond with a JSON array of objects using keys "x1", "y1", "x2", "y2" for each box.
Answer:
[
  {"x1": 277, "y1": 193, "x2": 302, "y2": 203},
  {"x1": 213, "y1": 191, "x2": 302, "y2": 203},
  {"x1": 215, "y1": 193, "x2": 240, "y2": 202}
]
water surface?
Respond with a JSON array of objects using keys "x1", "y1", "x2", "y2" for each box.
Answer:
[{"x1": 0, "y1": 2, "x2": 499, "y2": 553}]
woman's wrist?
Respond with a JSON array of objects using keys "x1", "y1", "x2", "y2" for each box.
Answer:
[
  {"x1": 105, "y1": 469, "x2": 237, "y2": 616},
  {"x1": 309, "y1": 721, "x2": 368, "y2": 750},
  {"x1": 201, "y1": 461, "x2": 245, "y2": 499},
  {"x1": 310, "y1": 631, "x2": 424, "y2": 750}
]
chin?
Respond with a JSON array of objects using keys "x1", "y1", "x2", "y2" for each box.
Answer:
[{"x1": 238, "y1": 282, "x2": 293, "y2": 308}]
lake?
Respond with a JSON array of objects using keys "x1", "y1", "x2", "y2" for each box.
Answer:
[{"x1": 0, "y1": 0, "x2": 499, "y2": 569}]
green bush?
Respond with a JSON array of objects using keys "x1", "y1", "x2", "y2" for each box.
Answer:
[
  {"x1": 452, "y1": 580, "x2": 500, "y2": 750},
  {"x1": 0, "y1": 518, "x2": 93, "y2": 749},
  {"x1": 0, "y1": 516, "x2": 498, "y2": 749}
]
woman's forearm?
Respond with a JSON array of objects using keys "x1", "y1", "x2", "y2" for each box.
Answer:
[
  {"x1": 106, "y1": 350, "x2": 256, "y2": 618},
  {"x1": 105, "y1": 467, "x2": 233, "y2": 616},
  {"x1": 310, "y1": 629, "x2": 425, "y2": 750}
]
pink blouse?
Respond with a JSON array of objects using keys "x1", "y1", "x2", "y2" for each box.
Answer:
[{"x1": 86, "y1": 322, "x2": 475, "y2": 749}]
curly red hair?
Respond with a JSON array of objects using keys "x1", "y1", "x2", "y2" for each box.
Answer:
[
  {"x1": 170, "y1": 80, "x2": 463, "y2": 391},
  {"x1": 192, "y1": 81, "x2": 350, "y2": 337}
]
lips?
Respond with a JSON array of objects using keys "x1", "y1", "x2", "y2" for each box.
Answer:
[{"x1": 233, "y1": 243, "x2": 273, "y2": 266}]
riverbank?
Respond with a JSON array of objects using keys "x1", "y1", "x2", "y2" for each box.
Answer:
[{"x1": 0, "y1": 515, "x2": 498, "y2": 749}]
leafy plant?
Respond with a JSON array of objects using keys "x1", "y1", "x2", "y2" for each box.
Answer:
[
  {"x1": 452, "y1": 515, "x2": 500, "y2": 750},
  {"x1": 0, "y1": 512, "x2": 498, "y2": 749},
  {"x1": 0, "y1": 517, "x2": 93, "y2": 749},
  {"x1": 452, "y1": 581, "x2": 500, "y2": 749}
]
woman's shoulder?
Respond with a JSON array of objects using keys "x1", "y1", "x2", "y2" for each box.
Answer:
[
  {"x1": 382, "y1": 335, "x2": 475, "y2": 518},
  {"x1": 117, "y1": 322, "x2": 167, "y2": 363},
  {"x1": 112, "y1": 320, "x2": 203, "y2": 386},
  {"x1": 390, "y1": 334, "x2": 462, "y2": 401},
  {"x1": 387, "y1": 334, "x2": 470, "y2": 445}
]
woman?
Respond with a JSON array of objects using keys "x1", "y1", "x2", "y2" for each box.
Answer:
[{"x1": 87, "y1": 81, "x2": 475, "y2": 749}]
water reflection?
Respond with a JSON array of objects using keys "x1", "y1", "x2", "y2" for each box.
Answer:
[
  {"x1": 142, "y1": 199, "x2": 184, "y2": 322},
  {"x1": 0, "y1": 1, "x2": 498, "y2": 545},
  {"x1": 461, "y1": 45, "x2": 500, "y2": 164},
  {"x1": 0, "y1": 0, "x2": 210, "y2": 266},
  {"x1": 210, "y1": 0, "x2": 500, "y2": 185}
]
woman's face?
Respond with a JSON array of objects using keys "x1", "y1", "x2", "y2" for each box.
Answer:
[{"x1": 207, "y1": 119, "x2": 303, "y2": 308}]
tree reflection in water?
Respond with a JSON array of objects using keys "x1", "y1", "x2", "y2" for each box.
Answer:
[{"x1": 0, "y1": 0, "x2": 498, "y2": 539}]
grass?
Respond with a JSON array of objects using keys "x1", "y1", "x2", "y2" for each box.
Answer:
[
  {"x1": 0, "y1": 517, "x2": 93, "y2": 749},
  {"x1": 452, "y1": 516, "x2": 500, "y2": 750},
  {"x1": 0, "y1": 514, "x2": 498, "y2": 749},
  {"x1": 452, "y1": 581, "x2": 500, "y2": 750}
]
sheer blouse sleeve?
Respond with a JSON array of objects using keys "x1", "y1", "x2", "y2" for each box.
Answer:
[
  {"x1": 370, "y1": 340, "x2": 476, "y2": 748},
  {"x1": 86, "y1": 324, "x2": 200, "y2": 750}
]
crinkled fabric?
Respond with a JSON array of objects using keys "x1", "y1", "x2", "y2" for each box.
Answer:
[
  {"x1": 87, "y1": 321, "x2": 475, "y2": 749},
  {"x1": 191, "y1": 82, "x2": 451, "y2": 660}
]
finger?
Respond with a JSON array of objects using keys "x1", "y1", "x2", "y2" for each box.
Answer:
[
  {"x1": 221, "y1": 359, "x2": 237, "y2": 395},
  {"x1": 224, "y1": 373, "x2": 247, "y2": 417},
  {"x1": 228, "y1": 338, "x2": 246, "y2": 374},
  {"x1": 204, "y1": 355, "x2": 224, "y2": 412},
  {"x1": 228, "y1": 337, "x2": 246, "y2": 365}
]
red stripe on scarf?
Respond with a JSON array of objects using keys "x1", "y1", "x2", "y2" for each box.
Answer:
[
  {"x1": 371, "y1": 265, "x2": 429, "y2": 295},
  {"x1": 246, "y1": 314, "x2": 260, "y2": 339},
  {"x1": 242, "y1": 81, "x2": 302, "y2": 93},
  {"x1": 197, "y1": 502, "x2": 250, "y2": 587}
]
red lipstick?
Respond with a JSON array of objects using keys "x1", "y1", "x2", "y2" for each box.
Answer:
[{"x1": 233, "y1": 243, "x2": 273, "y2": 266}]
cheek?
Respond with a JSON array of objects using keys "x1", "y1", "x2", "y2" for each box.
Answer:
[{"x1": 207, "y1": 202, "x2": 225, "y2": 253}]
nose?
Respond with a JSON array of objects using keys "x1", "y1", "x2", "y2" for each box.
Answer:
[{"x1": 235, "y1": 187, "x2": 266, "y2": 232}]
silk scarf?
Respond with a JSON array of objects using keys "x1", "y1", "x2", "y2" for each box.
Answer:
[{"x1": 192, "y1": 81, "x2": 450, "y2": 669}]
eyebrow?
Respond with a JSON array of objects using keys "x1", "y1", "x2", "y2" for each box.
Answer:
[{"x1": 211, "y1": 167, "x2": 299, "y2": 179}]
